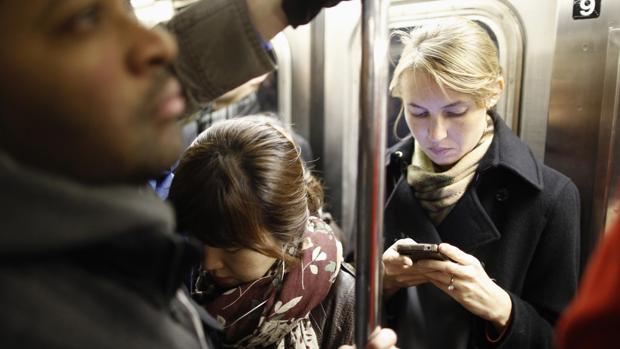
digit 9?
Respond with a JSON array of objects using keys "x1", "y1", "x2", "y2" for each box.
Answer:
[{"x1": 579, "y1": 0, "x2": 596, "y2": 16}]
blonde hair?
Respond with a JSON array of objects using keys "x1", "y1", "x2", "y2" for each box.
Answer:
[{"x1": 389, "y1": 18, "x2": 502, "y2": 107}]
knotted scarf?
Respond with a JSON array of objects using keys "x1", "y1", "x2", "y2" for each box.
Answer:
[
  {"x1": 407, "y1": 115, "x2": 494, "y2": 225},
  {"x1": 198, "y1": 216, "x2": 342, "y2": 348}
]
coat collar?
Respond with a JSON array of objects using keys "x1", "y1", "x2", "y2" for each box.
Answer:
[
  {"x1": 478, "y1": 110, "x2": 543, "y2": 191},
  {"x1": 385, "y1": 111, "x2": 542, "y2": 252}
]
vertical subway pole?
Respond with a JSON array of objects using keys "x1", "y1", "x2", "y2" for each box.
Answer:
[{"x1": 355, "y1": 0, "x2": 390, "y2": 347}]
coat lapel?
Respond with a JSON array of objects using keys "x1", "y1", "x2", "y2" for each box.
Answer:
[
  {"x1": 438, "y1": 185, "x2": 501, "y2": 252},
  {"x1": 385, "y1": 176, "x2": 441, "y2": 247},
  {"x1": 385, "y1": 173, "x2": 501, "y2": 252}
]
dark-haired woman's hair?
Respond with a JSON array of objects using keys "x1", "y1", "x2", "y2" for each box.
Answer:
[{"x1": 168, "y1": 116, "x2": 324, "y2": 264}]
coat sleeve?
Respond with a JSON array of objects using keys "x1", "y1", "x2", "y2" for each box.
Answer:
[
  {"x1": 166, "y1": 0, "x2": 277, "y2": 113},
  {"x1": 494, "y1": 178, "x2": 581, "y2": 348},
  {"x1": 311, "y1": 265, "x2": 356, "y2": 348}
]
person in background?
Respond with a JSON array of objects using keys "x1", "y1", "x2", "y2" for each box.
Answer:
[
  {"x1": 168, "y1": 116, "x2": 355, "y2": 348},
  {"x1": 0, "y1": 0, "x2": 349, "y2": 348},
  {"x1": 193, "y1": 72, "x2": 315, "y2": 164},
  {"x1": 555, "y1": 200, "x2": 620, "y2": 349},
  {"x1": 198, "y1": 73, "x2": 271, "y2": 127},
  {"x1": 381, "y1": 18, "x2": 580, "y2": 348}
]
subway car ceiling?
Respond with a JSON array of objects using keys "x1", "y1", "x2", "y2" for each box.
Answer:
[{"x1": 134, "y1": 0, "x2": 616, "y2": 268}]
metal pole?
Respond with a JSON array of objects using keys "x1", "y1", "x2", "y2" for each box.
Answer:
[{"x1": 355, "y1": 0, "x2": 390, "y2": 347}]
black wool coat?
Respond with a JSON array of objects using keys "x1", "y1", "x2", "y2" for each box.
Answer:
[{"x1": 383, "y1": 112, "x2": 580, "y2": 349}]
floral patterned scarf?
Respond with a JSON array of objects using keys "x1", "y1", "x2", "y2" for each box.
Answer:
[{"x1": 196, "y1": 216, "x2": 342, "y2": 348}]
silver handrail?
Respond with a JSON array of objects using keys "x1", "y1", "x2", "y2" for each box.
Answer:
[{"x1": 355, "y1": 0, "x2": 390, "y2": 346}]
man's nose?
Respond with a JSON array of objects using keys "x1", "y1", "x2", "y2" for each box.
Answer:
[{"x1": 127, "y1": 24, "x2": 178, "y2": 76}]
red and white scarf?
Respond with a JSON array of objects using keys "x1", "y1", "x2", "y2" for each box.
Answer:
[{"x1": 199, "y1": 216, "x2": 342, "y2": 348}]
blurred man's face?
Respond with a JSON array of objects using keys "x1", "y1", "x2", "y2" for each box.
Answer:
[{"x1": 0, "y1": 0, "x2": 186, "y2": 183}]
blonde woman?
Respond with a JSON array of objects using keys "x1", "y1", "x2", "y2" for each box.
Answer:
[{"x1": 382, "y1": 18, "x2": 580, "y2": 348}]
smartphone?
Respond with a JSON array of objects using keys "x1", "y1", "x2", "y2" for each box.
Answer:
[{"x1": 396, "y1": 243, "x2": 447, "y2": 262}]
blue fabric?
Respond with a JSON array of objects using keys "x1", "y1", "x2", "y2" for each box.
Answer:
[{"x1": 148, "y1": 170, "x2": 175, "y2": 200}]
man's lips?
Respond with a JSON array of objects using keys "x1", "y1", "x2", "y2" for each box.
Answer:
[{"x1": 153, "y1": 78, "x2": 186, "y2": 121}]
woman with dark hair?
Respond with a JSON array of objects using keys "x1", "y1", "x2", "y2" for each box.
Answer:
[{"x1": 168, "y1": 116, "x2": 355, "y2": 349}]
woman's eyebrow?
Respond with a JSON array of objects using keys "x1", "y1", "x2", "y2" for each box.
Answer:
[
  {"x1": 407, "y1": 103, "x2": 426, "y2": 109},
  {"x1": 407, "y1": 101, "x2": 466, "y2": 109},
  {"x1": 442, "y1": 101, "x2": 466, "y2": 108}
]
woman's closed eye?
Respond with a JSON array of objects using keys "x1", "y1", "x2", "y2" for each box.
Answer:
[
  {"x1": 224, "y1": 247, "x2": 242, "y2": 254},
  {"x1": 407, "y1": 106, "x2": 429, "y2": 118},
  {"x1": 444, "y1": 107, "x2": 468, "y2": 117}
]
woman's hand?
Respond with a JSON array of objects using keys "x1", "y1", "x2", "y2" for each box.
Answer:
[
  {"x1": 338, "y1": 327, "x2": 398, "y2": 349},
  {"x1": 415, "y1": 243, "x2": 512, "y2": 331},
  {"x1": 382, "y1": 239, "x2": 431, "y2": 297}
]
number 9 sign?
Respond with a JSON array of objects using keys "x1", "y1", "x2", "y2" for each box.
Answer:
[{"x1": 573, "y1": 0, "x2": 601, "y2": 20}]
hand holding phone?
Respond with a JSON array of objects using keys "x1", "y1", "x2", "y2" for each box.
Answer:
[
  {"x1": 383, "y1": 239, "x2": 435, "y2": 294},
  {"x1": 396, "y1": 243, "x2": 448, "y2": 262}
]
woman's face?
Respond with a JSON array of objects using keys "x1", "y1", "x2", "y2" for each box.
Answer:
[
  {"x1": 400, "y1": 70, "x2": 490, "y2": 167},
  {"x1": 203, "y1": 246, "x2": 278, "y2": 288}
]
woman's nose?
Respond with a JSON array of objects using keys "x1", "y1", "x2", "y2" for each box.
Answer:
[
  {"x1": 127, "y1": 23, "x2": 178, "y2": 76},
  {"x1": 428, "y1": 117, "x2": 448, "y2": 142}
]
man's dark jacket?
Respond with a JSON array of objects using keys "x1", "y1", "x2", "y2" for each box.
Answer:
[{"x1": 0, "y1": 150, "x2": 223, "y2": 349}]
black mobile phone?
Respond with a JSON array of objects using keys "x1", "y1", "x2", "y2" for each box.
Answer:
[{"x1": 396, "y1": 243, "x2": 447, "y2": 262}]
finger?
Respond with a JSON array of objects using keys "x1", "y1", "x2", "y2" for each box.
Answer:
[
  {"x1": 388, "y1": 238, "x2": 417, "y2": 251},
  {"x1": 384, "y1": 240, "x2": 416, "y2": 267},
  {"x1": 415, "y1": 260, "x2": 472, "y2": 285},
  {"x1": 383, "y1": 247, "x2": 400, "y2": 258},
  {"x1": 397, "y1": 238, "x2": 417, "y2": 245},
  {"x1": 392, "y1": 266, "x2": 429, "y2": 280},
  {"x1": 367, "y1": 327, "x2": 397, "y2": 349},
  {"x1": 429, "y1": 279, "x2": 453, "y2": 296},
  {"x1": 429, "y1": 278, "x2": 463, "y2": 300},
  {"x1": 395, "y1": 274, "x2": 430, "y2": 284},
  {"x1": 384, "y1": 254, "x2": 414, "y2": 268},
  {"x1": 395, "y1": 278, "x2": 430, "y2": 288},
  {"x1": 438, "y1": 243, "x2": 477, "y2": 265},
  {"x1": 414, "y1": 259, "x2": 455, "y2": 273},
  {"x1": 423, "y1": 270, "x2": 452, "y2": 285}
]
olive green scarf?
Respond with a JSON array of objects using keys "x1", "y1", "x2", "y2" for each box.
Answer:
[{"x1": 406, "y1": 116, "x2": 494, "y2": 225}]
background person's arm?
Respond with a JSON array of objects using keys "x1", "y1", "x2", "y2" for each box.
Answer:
[
  {"x1": 167, "y1": 0, "x2": 277, "y2": 113},
  {"x1": 246, "y1": 0, "x2": 287, "y2": 41},
  {"x1": 167, "y1": 0, "x2": 349, "y2": 114}
]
